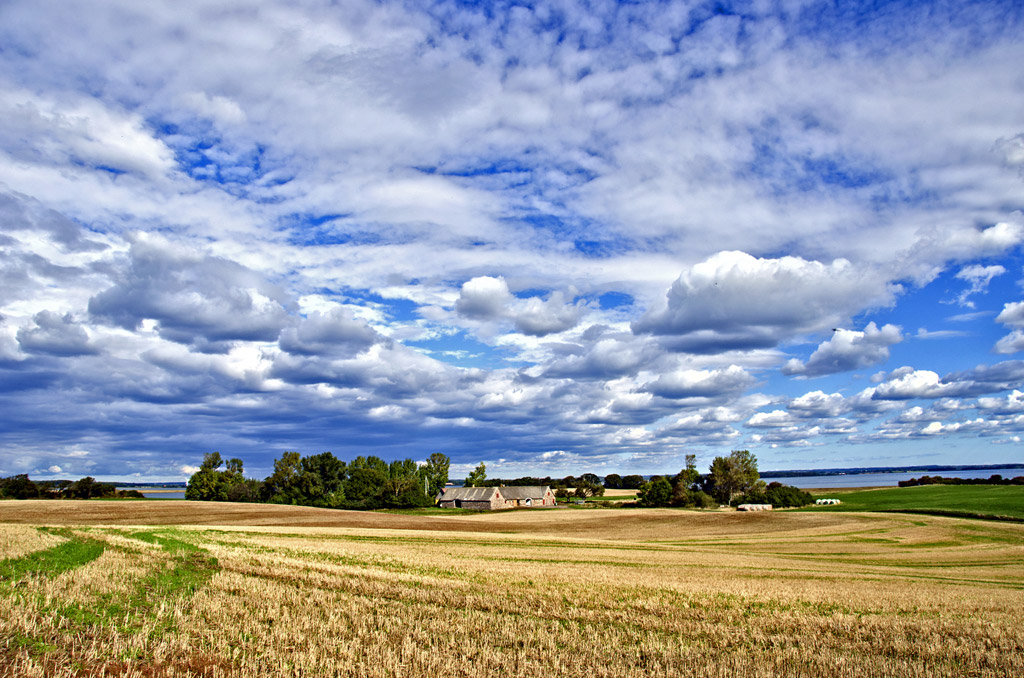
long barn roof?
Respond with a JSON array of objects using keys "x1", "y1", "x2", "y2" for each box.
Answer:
[
  {"x1": 498, "y1": 486, "x2": 550, "y2": 500},
  {"x1": 439, "y1": 486, "x2": 500, "y2": 501}
]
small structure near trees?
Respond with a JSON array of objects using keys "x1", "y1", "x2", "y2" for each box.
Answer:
[
  {"x1": 437, "y1": 485, "x2": 555, "y2": 510},
  {"x1": 500, "y1": 486, "x2": 557, "y2": 507},
  {"x1": 437, "y1": 486, "x2": 506, "y2": 510}
]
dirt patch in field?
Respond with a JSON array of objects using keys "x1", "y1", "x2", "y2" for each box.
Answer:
[{"x1": 0, "y1": 500, "x2": 884, "y2": 541}]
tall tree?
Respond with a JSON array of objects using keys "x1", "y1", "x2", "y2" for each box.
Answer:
[
  {"x1": 638, "y1": 477, "x2": 672, "y2": 507},
  {"x1": 262, "y1": 451, "x2": 303, "y2": 503},
  {"x1": 465, "y1": 462, "x2": 487, "y2": 487},
  {"x1": 186, "y1": 452, "x2": 227, "y2": 501},
  {"x1": 621, "y1": 474, "x2": 645, "y2": 489},
  {"x1": 423, "y1": 453, "x2": 450, "y2": 496},
  {"x1": 708, "y1": 450, "x2": 760, "y2": 504},
  {"x1": 673, "y1": 454, "x2": 700, "y2": 490}
]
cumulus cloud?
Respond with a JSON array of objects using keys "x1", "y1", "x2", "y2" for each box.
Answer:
[
  {"x1": 0, "y1": 89, "x2": 175, "y2": 179},
  {"x1": 783, "y1": 323, "x2": 902, "y2": 377},
  {"x1": 454, "y1": 276, "x2": 513, "y2": 320},
  {"x1": 455, "y1": 277, "x2": 583, "y2": 336},
  {"x1": 16, "y1": 310, "x2": 97, "y2": 357},
  {"x1": 543, "y1": 336, "x2": 652, "y2": 380},
  {"x1": 89, "y1": 235, "x2": 291, "y2": 351},
  {"x1": 279, "y1": 308, "x2": 382, "y2": 358},
  {"x1": 747, "y1": 410, "x2": 794, "y2": 428},
  {"x1": 634, "y1": 251, "x2": 892, "y2": 353},
  {"x1": 513, "y1": 291, "x2": 583, "y2": 337},
  {"x1": 976, "y1": 390, "x2": 1024, "y2": 414},
  {"x1": 643, "y1": 365, "x2": 754, "y2": 400},
  {"x1": 788, "y1": 390, "x2": 848, "y2": 419},
  {"x1": 871, "y1": 369, "x2": 961, "y2": 400},
  {"x1": 870, "y1": 361, "x2": 1024, "y2": 401},
  {"x1": 994, "y1": 301, "x2": 1024, "y2": 353}
]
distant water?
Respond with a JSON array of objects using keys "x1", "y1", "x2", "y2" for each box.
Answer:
[
  {"x1": 116, "y1": 488, "x2": 185, "y2": 499},
  {"x1": 770, "y1": 467, "x2": 1023, "y2": 489}
]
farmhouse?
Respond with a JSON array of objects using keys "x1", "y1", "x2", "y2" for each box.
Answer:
[
  {"x1": 437, "y1": 486, "x2": 507, "y2": 510},
  {"x1": 499, "y1": 486, "x2": 557, "y2": 507},
  {"x1": 436, "y1": 485, "x2": 556, "y2": 510}
]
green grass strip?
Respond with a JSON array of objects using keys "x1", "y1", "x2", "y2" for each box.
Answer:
[{"x1": 0, "y1": 532, "x2": 105, "y2": 582}]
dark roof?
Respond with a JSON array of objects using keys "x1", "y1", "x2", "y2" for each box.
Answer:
[
  {"x1": 438, "y1": 486, "x2": 501, "y2": 501},
  {"x1": 498, "y1": 486, "x2": 550, "y2": 500}
]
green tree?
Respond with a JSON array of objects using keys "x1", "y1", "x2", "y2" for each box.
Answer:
[
  {"x1": 422, "y1": 453, "x2": 450, "y2": 496},
  {"x1": 637, "y1": 477, "x2": 673, "y2": 507},
  {"x1": 708, "y1": 450, "x2": 760, "y2": 505},
  {"x1": 621, "y1": 474, "x2": 645, "y2": 490},
  {"x1": 0, "y1": 474, "x2": 40, "y2": 499},
  {"x1": 67, "y1": 476, "x2": 115, "y2": 499},
  {"x1": 297, "y1": 452, "x2": 347, "y2": 507},
  {"x1": 344, "y1": 466, "x2": 387, "y2": 507},
  {"x1": 226, "y1": 478, "x2": 264, "y2": 502},
  {"x1": 262, "y1": 451, "x2": 303, "y2": 503},
  {"x1": 385, "y1": 459, "x2": 421, "y2": 498},
  {"x1": 186, "y1": 452, "x2": 229, "y2": 501},
  {"x1": 603, "y1": 473, "x2": 622, "y2": 489},
  {"x1": 574, "y1": 479, "x2": 605, "y2": 498},
  {"x1": 465, "y1": 462, "x2": 487, "y2": 487},
  {"x1": 673, "y1": 454, "x2": 701, "y2": 490}
]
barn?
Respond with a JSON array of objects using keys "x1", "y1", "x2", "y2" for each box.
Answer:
[
  {"x1": 499, "y1": 486, "x2": 557, "y2": 507},
  {"x1": 436, "y1": 485, "x2": 557, "y2": 510},
  {"x1": 436, "y1": 486, "x2": 507, "y2": 510}
]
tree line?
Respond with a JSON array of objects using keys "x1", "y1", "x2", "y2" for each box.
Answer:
[
  {"x1": 463, "y1": 464, "x2": 606, "y2": 498},
  {"x1": 185, "y1": 451, "x2": 450, "y2": 510},
  {"x1": 635, "y1": 451, "x2": 813, "y2": 509},
  {"x1": 898, "y1": 474, "x2": 1024, "y2": 487},
  {"x1": 0, "y1": 475, "x2": 145, "y2": 500},
  {"x1": 462, "y1": 451, "x2": 812, "y2": 509}
]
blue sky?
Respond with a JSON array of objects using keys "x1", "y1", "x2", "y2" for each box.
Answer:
[{"x1": 1, "y1": 0, "x2": 1023, "y2": 481}]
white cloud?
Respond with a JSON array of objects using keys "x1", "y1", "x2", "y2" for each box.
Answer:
[
  {"x1": 954, "y1": 264, "x2": 1005, "y2": 307},
  {"x1": 788, "y1": 390, "x2": 848, "y2": 418},
  {"x1": 455, "y1": 276, "x2": 514, "y2": 320},
  {"x1": 871, "y1": 369, "x2": 958, "y2": 400},
  {"x1": 455, "y1": 277, "x2": 584, "y2": 337},
  {"x1": 643, "y1": 365, "x2": 755, "y2": 400},
  {"x1": 634, "y1": 251, "x2": 893, "y2": 352},
  {"x1": 994, "y1": 301, "x2": 1024, "y2": 353},
  {"x1": 783, "y1": 322, "x2": 902, "y2": 377}
]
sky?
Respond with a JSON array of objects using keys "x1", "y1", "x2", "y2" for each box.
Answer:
[{"x1": 1, "y1": 0, "x2": 1024, "y2": 482}]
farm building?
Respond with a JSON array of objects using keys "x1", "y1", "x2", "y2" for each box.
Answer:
[
  {"x1": 499, "y1": 486, "x2": 557, "y2": 507},
  {"x1": 436, "y1": 486, "x2": 556, "y2": 510},
  {"x1": 437, "y1": 486, "x2": 507, "y2": 510}
]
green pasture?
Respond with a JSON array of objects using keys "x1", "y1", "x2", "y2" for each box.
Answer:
[{"x1": 806, "y1": 484, "x2": 1024, "y2": 521}]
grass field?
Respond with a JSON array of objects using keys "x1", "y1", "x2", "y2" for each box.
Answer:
[
  {"x1": 806, "y1": 484, "x2": 1024, "y2": 520},
  {"x1": 1, "y1": 501, "x2": 1023, "y2": 677}
]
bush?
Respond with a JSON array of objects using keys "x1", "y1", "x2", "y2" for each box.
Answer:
[
  {"x1": 638, "y1": 477, "x2": 673, "y2": 507},
  {"x1": 734, "y1": 482, "x2": 813, "y2": 508},
  {"x1": 671, "y1": 486, "x2": 717, "y2": 508}
]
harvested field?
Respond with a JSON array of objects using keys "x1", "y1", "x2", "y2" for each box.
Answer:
[{"x1": 1, "y1": 501, "x2": 1022, "y2": 677}]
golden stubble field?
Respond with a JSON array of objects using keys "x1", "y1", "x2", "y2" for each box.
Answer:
[{"x1": 1, "y1": 501, "x2": 1022, "y2": 677}]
